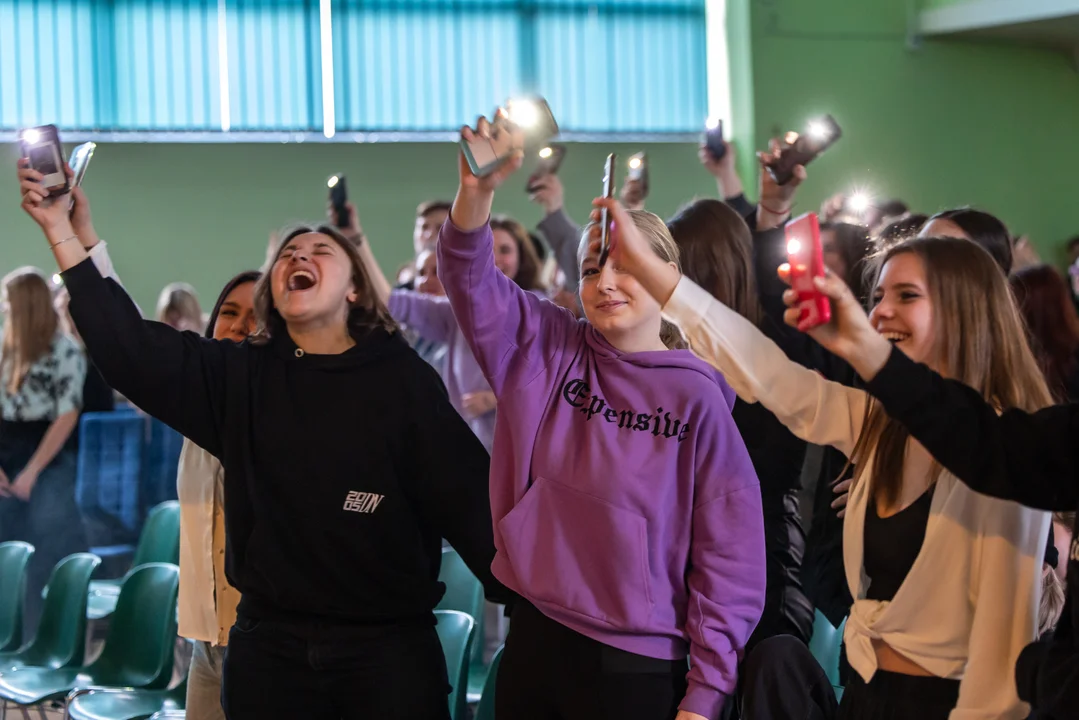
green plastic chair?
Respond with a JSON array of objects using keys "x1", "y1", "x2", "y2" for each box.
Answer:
[
  {"x1": 808, "y1": 610, "x2": 847, "y2": 699},
  {"x1": 435, "y1": 610, "x2": 475, "y2": 720},
  {"x1": 88, "y1": 502, "x2": 180, "y2": 620},
  {"x1": 0, "y1": 553, "x2": 100, "y2": 672},
  {"x1": 0, "y1": 563, "x2": 178, "y2": 711},
  {"x1": 435, "y1": 547, "x2": 487, "y2": 701},
  {"x1": 472, "y1": 644, "x2": 503, "y2": 720},
  {"x1": 67, "y1": 677, "x2": 186, "y2": 720},
  {"x1": 0, "y1": 542, "x2": 34, "y2": 653}
]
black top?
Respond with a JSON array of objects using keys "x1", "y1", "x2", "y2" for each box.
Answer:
[
  {"x1": 863, "y1": 485, "x2": 935, "y2": 602},
  {"x1": 865, "y1": 347, "x2": 1078, "y2": 716},
  {"x1": 62, "y1": 258, "x2": 509, "y2": 625}
]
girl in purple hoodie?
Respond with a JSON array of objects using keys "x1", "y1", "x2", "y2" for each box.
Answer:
[{"x1": 438, "y1": 119, "x2": 766, "y2": 720}]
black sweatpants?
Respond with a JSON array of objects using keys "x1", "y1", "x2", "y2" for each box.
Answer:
[
  {"x1": 741, "y1": 635, "x2": 959, "y2": 720},
  {"x1": 496, "y1": 601, "x2": 689, "y2": 720},
  {"x1": 222, "y1": 613, "x2": 451, "y2": 720}
]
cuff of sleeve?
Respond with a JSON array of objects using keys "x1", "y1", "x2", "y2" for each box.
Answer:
[
  {"x1": 438, "y1": 217, "x2": 493, "y2": 259},
  {"x1": 679, "y1": 682, "x2": 727, "y2": 719},
  {"x1": 862, "y1": 346, "x2": 917, "y2": 412},
  {"x1": 661, "y1": 276, "x2": 714, "y2": 329}
]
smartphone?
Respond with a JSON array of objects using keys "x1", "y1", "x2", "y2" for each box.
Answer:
[
  {"x1": 767, "y1": 115, "x2": 842, "y2": 186},
  {"x1": 69, "y1": 142, "x2": 96, "y2": 188},
  {"x1": 526, "y1": 143, "x2": 567, "y2": 193},
  {"x1": 598, "y1": 154, "x2": 616, "y2": 267},
  {"x1": 627, "y1": 152, "x2": 648, "y2": 198},
  {"x1": 785, "y1": 212, "x2": 831, "y2": 328},
  {"x1": 20, "y1": 125, "x2": 68, "y2": 195},
  {"x1": 327, "y1": 174, "x2": 349, "y2": 229},
  {"x1": 461, "y1": 96, "x2": 559, "y2": 177},
  {"x1": 703, "y1": 117, "x2": 726, "y2": 161}
]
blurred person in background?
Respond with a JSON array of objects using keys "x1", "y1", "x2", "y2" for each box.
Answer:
[
  {"x1": 1010, "y1": 264, "x2": 1079, "y2": 403},
  {"x1": 698, "y1": 140, "x2": 755, "y2": 221},
  {"x1": 156, "y1": 282, "x2": 204, "y2": 333},
  {"x1": 920, "y1": 207, "x2": 1013, "y2": 275}
]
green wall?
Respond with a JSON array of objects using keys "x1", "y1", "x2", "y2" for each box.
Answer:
[
  {"x1": 742, "y1": 0, "x2": 1079, "y2": 262},
  {"x1": 0, "y1": 141, "x2": 717, "y2": 313}
]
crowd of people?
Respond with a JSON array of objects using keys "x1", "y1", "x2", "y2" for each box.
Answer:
[{"x1": 1, "y1": 113, "x2": 1077, "y2": 720}]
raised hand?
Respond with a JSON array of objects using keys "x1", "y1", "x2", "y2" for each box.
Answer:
[
  {"x1": 756, "y1": 137, "x2": 807, "y2": 230},
  {"x1": 452, "y1": 117, "x2": 525, "y2": 232},
  {"x1": 18, "y1": 160, "x2": 75, "y2": 239}
]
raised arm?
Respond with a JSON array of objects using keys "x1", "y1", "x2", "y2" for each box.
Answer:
[
  {"x1": 529, "y1": 173, "x2": 583, "y2": 294},
  {"x1": 438, "y1": 120, "x2": 576, "y2": 396},
  {"x1": 18, "y1": 161, "x2": 231, "y2": 457}
]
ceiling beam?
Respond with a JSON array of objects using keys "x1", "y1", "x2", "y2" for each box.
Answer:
[{"x1": 920, "y1": 0, "x2": 1079, "y2": 35}]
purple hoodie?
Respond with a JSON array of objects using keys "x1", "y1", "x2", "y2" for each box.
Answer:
[
  {"x1": 388, "y1": 290, "x2": 495, "y2": 451},
  {"x1": 438, "y1": 220, "x2": 766, "y2": 718}
]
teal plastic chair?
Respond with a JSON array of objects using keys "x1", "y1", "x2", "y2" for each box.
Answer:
[
  {"x1": 435, "y1": 547, "x2": 488, "y2": 701},
  {"x1": 0, "y1": 542, "x2": 33, "y2": 653},
  {"x1": 88, "y1": 502, "x2": 180, "y2": 620},
  {"x1": 0, "y1": 563, "x2": 178, "y2": 711},
  {"x1": 148, "y1": 711, "x2": 185, "y2": 719},
  {"x1": 67, "y1": 677, "x2": 186, "y2": 720},
  {"x1": 0, "y1": 553, "x2": 100, "y2": 671},
  {"x1": 473, "y1": 644, "x2": 503, "y2": 720},
  {"x1": 435, "y1": 610, "x2": 475, "y2": 720},
  {"x1": 808, "y1": 610, "x2": 847, "y2": 699}
]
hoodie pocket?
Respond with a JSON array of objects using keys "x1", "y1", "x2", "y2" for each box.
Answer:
[{"x1": 498, "y1": 477, "x2": 655, "y2": 629}]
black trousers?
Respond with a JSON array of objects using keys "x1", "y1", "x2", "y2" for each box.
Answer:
[
  {"x1": 496, "y1": 601, "x2": 688, "y2": 720},
  {"x1": 222, "y1": 613, "x2": 451, "y2": 720},
  {"x1": 741, "y1": 635, "x2": 960, "y2": 720}
]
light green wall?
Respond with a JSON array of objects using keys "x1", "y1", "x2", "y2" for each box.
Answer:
[
  {"x1": 745, "y1": 0, "x2": 1079, "y2": 262},
  {"x1": 0, "y1": 141, "x2": 718, "y2": 313}
]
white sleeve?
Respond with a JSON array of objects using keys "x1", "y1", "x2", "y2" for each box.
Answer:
[
  {"x1": 662, "y1": 276, "x2": 867, "y2": 456},
  {"x1": 950, "y1": 502, "x2": 1050, "y2": 720}
]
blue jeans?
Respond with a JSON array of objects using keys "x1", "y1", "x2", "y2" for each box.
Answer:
[{"x1": 0, "y1": 444, "x2": 88, "y2": 639}]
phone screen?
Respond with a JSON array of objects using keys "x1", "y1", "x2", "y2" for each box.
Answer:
[
  {"x1": 462, "y1": 97, "x2": 559, "y2": 178},
  {"x1": 704, "y1": 118, "x2": 726, "y2": 160},
  {"x1": 785, "y1": 212, "x2": 831, "y2": 328},
  {"x1": 599, "y1": 154, "x2": 616, "y2": 266}
]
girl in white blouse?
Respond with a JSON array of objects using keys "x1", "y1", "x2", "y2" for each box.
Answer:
[{"x1": 588, "y1": 197, "x2": 1051, "y2": 720}]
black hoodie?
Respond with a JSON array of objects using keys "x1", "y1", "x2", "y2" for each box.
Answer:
[{"x1": 63, "y1": 258, "x2": 509, "y2": 625}]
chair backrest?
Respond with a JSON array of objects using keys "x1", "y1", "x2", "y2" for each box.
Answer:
[
  {"x1": 141, "y1": 420, "x2": 183, "y2": 511},
  {"x1": 76, "y1": 412, "x2": 145, "y2": 545},
  {"x1": 808, "y1": 609, "x2": 847, "y2": 687},
  {"x1": 90, "y1": 563, "x2": 179, "y2": 689},
  {"x1": 472, "y1": 644, "x2": 503, "y2": 720},
  {"x1": 20, "y1": 553, "x2": 101, "y2": 669},
  {"x1": 435, "y1": 610, "x2": 475, "y2": 720},
  {"x1": 132, "y1": 501, "x2": 181, "y2": 568},
  {"x1": 0, "y1": 542, "x2": 33, "y2": 652},
  {"x1": 148, "y1": 712, "x2": 187, "y2": 720},
  {"x1": 436, "y1": 547, "x2": 485, "y2": 665}
]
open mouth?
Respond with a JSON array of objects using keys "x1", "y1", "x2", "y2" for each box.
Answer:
[
  {"x1": 879, "y1": 331, "x2": 910, "y2": 344},
  {"x1": 287, "y1": 270, "x2": 316, "y2": 292}
]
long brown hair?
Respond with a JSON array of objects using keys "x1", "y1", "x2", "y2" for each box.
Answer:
[
  {"x1": 491, "y1": 215, "x2": 544, "y2": 291},
  {"x1": 849, "y1": 236, "x2": 1053, "y2": 506},
  {"x1": 251, "y1": 225, "x2": 397, "y2": 344},
  {"x1": 1009, "y1": 264, "x2": 1079, "y2": 402},
  {"x1": 666, "y1": 199, "x2": 761, "y2": 326},
  {"x1": 578, "y1": 210, "x2": 687, "y2": 350},
  {"x1": 1, "y1": 268, "x2": 60, "y2": 395}
]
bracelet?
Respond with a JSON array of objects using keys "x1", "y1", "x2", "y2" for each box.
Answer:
[
  {"x1": 758, "y1": 201, "x2": 791, "y2": 217},
  {"x1": 49, "y1": 235, "x2": 79, "y2": 249}
]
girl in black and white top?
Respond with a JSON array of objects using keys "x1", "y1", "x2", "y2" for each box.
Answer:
[
  {"x1": 597, "y1": 195, "x2": 1052, "y2": 720},
  {"x1": 16, "y1": 158, "x2": 508, "y2": 720}
]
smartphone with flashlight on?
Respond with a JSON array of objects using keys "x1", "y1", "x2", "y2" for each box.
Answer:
[
  {"x1": 598, "y1": 154, "x2": 616, "y2": 266},
  {"x1": 20, "y1": 125, "x2": 69, "y2": 196},
  {"x1": 785, "y1": 212, "x2": 831, "y2": 328},
  {"x1": 462, "y1": 96, "x2": 559, "y2": 178},
  {"x1": 327, "y1": 174, "x2": 349, "y2": 229},
  {"x1": 703, "y1": 117, "x2": 726, "y2": 161},
  {"x1": 526, "y1": 143, "x2": 567, "y2": 193},
  {"x1": 767, "y1": 114, "x2": 842, "y2": 186},
  {"x1": 627, "y1": 152, "x2": 648, "y2": 199}
]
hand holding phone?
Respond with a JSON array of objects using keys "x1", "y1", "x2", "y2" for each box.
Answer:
[
  {"x1": 626, "y1": 152, "x2": 648, "y2": 199},
  {"x1": 785, "y1": 212, "x2": 831, "y2": 328},
  {"x1": 327, "y1": 174, "x2": 349, "y2": 229},
  {"x1": 526, "y1": 143, "x2": 567, "y2": 193},
  {"x1": 599, "y1": 154, "x2": 616, "y2": 267},
  {"x1": 461, "y1": 97, "x2": 559, "y2": 178},
  {"x1": 703, "y1": 118, "x2": 726, "y2": 161},
  {"x1": 766, "y1": 115, "x2": 842, "y2": 185},
  {"x1": 20, "y1": 125, "x2": 69, "y2": 197}
]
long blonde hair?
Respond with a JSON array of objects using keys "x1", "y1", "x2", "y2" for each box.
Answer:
[
  {"x1": 849, "y1": 237, "x2": 1053, "y2": 506},
  {"x1": 1, "y1": 268, "x2": 59, "y2": 395},
  {"x1": 579, "y1": 210, "x2": 686, "y2": 350},
  {"x1": 155, "y1": 282, "x2": 203, "y2": 332}
]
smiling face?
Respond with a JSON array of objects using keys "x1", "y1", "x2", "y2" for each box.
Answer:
[
  {"x1": 414, "y1": 249, "x2": 444, "y2": 297},
  {"x1": 270, "y1": 232, "x2": 357, "y2": 329},
  {"x1": 868, "y1": 251, "x2": 936, "y2": 368},
  {"x1": 212, "y1": 281, "x2": 257, "y2": 343},
  {"x1": 493, "y1": 228, "x2": 520, "y2": 281},
  {"x1": 414, "y1": 208, "x2": 449, "y2": 255}
]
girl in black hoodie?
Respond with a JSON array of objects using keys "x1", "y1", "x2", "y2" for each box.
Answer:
[{"x1": 16, "y1": 159, "x2": 508, "y2": 720}]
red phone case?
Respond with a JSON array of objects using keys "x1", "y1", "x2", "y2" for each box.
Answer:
[{"x1": 785, "y1": 212, "x2": 831, "y2": 328}]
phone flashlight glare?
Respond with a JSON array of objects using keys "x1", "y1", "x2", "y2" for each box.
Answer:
[
  {"x1": 327, "y1": 175, "x2": 340, "y2": 189},
  {"x1": 706, "y1": 116, "x2": 720, "y2": 130},
  {"x1": 538, "y1": 146, "x2": 553, "y2": 159},
  {"x1": 807, "y1": 121, "x2": 830, "y2": 142},
  {"x1": 505, "y1": 99, "x2": 538, "y2": 128},
  {"x1": 787, "y1": 239, "x2": 802, "y2": 256},
  {"x1": 847, "y1": 192, "x2": 871, "y2": 214},
  {"x1": 21, "y1": 129, "x2": 41, "y2": 144}
]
